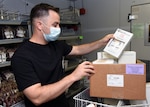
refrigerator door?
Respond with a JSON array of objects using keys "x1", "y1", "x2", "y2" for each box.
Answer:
[
  {"x1": 131, "y1": 3, "x2": 150, "y2": 60},
  {"x1": 130, "y1": 3, "x2": 150, "y2": 82}
]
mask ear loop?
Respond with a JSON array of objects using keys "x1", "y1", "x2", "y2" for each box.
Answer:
[
  {"x1": 41, "y1": 21, "x2": 50, "y2": 29},
  {"x1": 40, "y1": 21, "x2": 51, "y2": 35}
]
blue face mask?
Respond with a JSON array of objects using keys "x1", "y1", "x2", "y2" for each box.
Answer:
[{"x1": 43, "y1": 27, "x2": 61, "y2": 42}]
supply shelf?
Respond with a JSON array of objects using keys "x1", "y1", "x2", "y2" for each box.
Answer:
[
  {"x1": 0, "y1": 61, "x2": 11, "y2": 67},
  {"x1": 58, "y1": 36, "x2": 79, "y2": 41},
  {"x1": 0, "y1": 38, "x2": 24, "y2": 45},
  {"x1": 10, "y1": 101, "x2": 25, "y2": 107}
]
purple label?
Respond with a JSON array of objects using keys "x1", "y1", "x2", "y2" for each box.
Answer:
[{"x1": 126, "y1": 64, "x2": 144, "y2": 75}]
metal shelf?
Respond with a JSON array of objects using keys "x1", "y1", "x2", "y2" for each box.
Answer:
[
  {"x1": 60, "y1": 21, "x2": 80, "y2": 25},
  {"x1": 0, "y1": 61, "x2": 11, "y2": 67},
  {"x1": 66, "y1": 87, "x2": 84, "y2": 98},
  {"x1": 65, "y1": 65, "x2": 78, "y2": 72},
  {"x1": 58, "y1": 36, "x2": 79, "y2": 41},
  {"x1": 0, "y1": 38, "x2": 25, "y2": 45},
  {"x1": 11, "y1": 100, "x2": 25, "y2": 107},
  {"x1": 0, "y1": 20, "x2": 29, "y2": 25}
]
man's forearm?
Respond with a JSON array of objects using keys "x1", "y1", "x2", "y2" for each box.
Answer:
[
  {"x1": 70, "y1": 34, "x2": 113, "y2": 56},
  {"x1": 72, "y1": 39, "x2": 104, "y2": 55},
  {"x1": 23, "y1": 74, "x2": 75, "y2": 106}
]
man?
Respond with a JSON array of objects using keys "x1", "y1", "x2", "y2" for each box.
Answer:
[{"x1": 11, "y1": 3, "x2": 113, "y2": 107}]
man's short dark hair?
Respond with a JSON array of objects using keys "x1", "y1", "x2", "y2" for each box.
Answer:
[{"x1": 30, "y1": 3, "x2": 59, "y2": 24}]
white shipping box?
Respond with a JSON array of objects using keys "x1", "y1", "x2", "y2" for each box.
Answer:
[{"x1": 118, "y1": 51, "x2": 136, "y2": 64}]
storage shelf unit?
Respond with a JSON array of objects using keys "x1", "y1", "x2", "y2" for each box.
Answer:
[
  {"x1": 0, "y1": 11, "x2": 83, "y2": 105},
  {"x1": 65, "y1": 64, "x2": 77, "y2": 72},
  {"x1": 0, "y1": 38, "x2": 24, "y2": 45},
  {"x1": 66, "y1": 87, "x2": 83, "y2": 98},
  {"x1": 0, "y1": 20, "x2": 32, "y2": 38},
  {"x1": 58, "y1": 36, "x2": 79, "y2": 41},
  {"x1": 0, "y1": 21, "x2": 31, "y2": 68},
  {"x1": 60, "y1": 21, "x2": 80, "y2": 25},
  {"x1": 60, "y1": 15, "x2": 86, "y2": 99},
  {"x1": 0, "y1": 20, "x2": 31, "y2": 107},
  {"x1": 0, "y1": 20, "x2": 26, "y2": 25},
  {"x1": 0, "y1": 61, "x2": 11, "y2": 67}
]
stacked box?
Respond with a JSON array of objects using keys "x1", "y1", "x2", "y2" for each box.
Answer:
[{"x1": 90, "y1": 60, "x2": 146, "y2": 100}]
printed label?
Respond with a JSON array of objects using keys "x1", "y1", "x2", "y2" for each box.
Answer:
[
  {"x1": 107, "y1": 74, "x2": 124, "y2": 87},
  {"x1": 126, "y1": 64, "x2": 144, "y2": 75}
]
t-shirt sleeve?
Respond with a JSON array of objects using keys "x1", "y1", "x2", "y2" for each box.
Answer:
[
  {"x1": 11, "y1": 55, "x2": 40, "y2": 91},
  {"x1": 56, "y1": 40, "x2": 73, "y2": 56}
]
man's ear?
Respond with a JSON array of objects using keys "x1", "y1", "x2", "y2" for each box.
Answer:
[{"x1": 36, "y1": 21, "x2": 43, "y2": 31}]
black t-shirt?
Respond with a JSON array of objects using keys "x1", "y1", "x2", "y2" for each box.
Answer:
[{"x1": 11, "y1": 40, "x2": 72, "y2": 107}]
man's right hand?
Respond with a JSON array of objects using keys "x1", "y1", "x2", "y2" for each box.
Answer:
[{"x1": 70, "y1": 61, "x2": 95, "y2": 81}]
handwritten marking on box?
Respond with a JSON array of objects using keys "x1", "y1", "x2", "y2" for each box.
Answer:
[
  {"x1": 107, "y1": 74, "x2": 124, "y2": 87},
  {"x1": 126, "y1": 64, "x2": 144, "y2": 75}
]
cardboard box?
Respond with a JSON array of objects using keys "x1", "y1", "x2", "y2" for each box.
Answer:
[{"x1": 90, "y1": 60, "x2": 146, "y2": 100}]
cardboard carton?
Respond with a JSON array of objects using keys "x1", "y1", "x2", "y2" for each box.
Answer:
[{"x1": 90, "y1": 60, "x2": 146, "y2": 100}]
